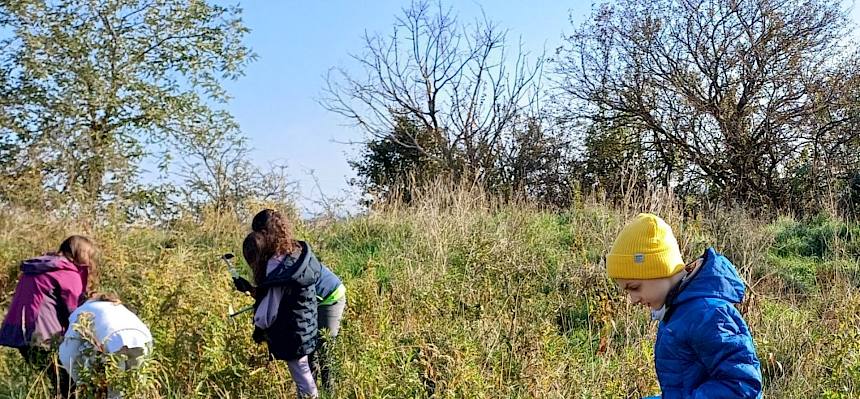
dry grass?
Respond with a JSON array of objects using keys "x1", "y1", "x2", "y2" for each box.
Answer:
[{"x1": 0, "y1": 186, "x2": 858, "y2": 398}]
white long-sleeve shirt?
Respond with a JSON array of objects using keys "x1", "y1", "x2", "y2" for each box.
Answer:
[{"x1": 58, "y1": 300, "x2": 153, "y2": 381}]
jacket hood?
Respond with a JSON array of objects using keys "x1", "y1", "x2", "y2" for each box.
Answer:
[
  {"x1": 672, "y1": 247, "x2": 745, "y2": 306},
  {"x1": 262, "y1": 241, "x2": 321, "y2": 288},
  {"x1": 20, "y1": 255, "x2": 79, "y2": 275}
]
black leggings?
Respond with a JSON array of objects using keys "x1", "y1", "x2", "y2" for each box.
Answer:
[{"x1": 19, "y1": 347, "x2": 74, "y2": 398}]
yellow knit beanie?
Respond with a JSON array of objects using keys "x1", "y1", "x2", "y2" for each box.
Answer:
[{"x1": 606, "y1": 213, "x2": 685, "y2": 280}]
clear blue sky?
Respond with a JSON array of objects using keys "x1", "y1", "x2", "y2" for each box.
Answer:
[
  {"x1": 221, "y1": 1, "x2": 588, "y2": 214},
  {"x1": 222, "y1": 1, "x2": 859, "y2": 215}
]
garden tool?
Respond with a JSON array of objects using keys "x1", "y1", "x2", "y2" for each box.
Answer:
[{"x1": 221, "y1": 253, "x2": 254, "y2": 318}]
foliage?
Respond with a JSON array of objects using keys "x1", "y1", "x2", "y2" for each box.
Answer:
[{"x1": 0, "y1": 0, "x2": 255, "y2": 217}]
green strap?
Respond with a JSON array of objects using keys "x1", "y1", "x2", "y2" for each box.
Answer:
[{"x1": 318, "y1": 284, "x2": 346, "y2": 305}]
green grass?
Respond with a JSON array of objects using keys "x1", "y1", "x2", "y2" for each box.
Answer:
[{"x1": 0, "y1": 199, "x2": 859, "y2": 398}]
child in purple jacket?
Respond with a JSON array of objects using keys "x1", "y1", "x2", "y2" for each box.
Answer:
[{"x1": 0, "y1": 235, "x2": 96, "y2": 398}]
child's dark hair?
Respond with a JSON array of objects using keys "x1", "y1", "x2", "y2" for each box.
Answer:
[
  {"x1": 243, "y1": 231, "x2": 270, "y2": 286},
  {"x1": 251, "y1": 209, "x2": 298, "y2": 256},
  {"x1": 89, "y1": 291, "x2": 121, "y2": 303}
]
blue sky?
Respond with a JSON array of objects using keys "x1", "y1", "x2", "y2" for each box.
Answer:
[
  {"x1": 221, "y1": 1, "x2": 589, "y2": 213},
  {"x1": 221, "y1": 1, "x2": 859, "y2": 214}
]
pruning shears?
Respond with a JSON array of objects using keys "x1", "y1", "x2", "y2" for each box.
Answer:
[{"x1": 221, "y1": 253, "x2": 254, "y2": 318}]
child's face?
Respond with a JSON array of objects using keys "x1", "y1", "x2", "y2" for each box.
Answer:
[{"x1": 615, "y1": 277, "x2": 675, "y2": 310}]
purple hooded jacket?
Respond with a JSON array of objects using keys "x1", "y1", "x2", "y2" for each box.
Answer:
[{"x1": 0, "y1": 255, "x2": 88, "y2": 348}]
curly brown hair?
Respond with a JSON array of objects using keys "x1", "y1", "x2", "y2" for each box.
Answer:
[{"x1": 251, "y1": 209, "x2": 298, "y2": 256}]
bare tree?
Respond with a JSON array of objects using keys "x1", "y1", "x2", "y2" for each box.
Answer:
[
  {"x1": 322, "y1": 0, "x2": 543, "y2": 184},
  {"x1": 554, "y1": 0, "x2": 859, "y2": 208},
  {"x1": 175, "y1": 115, "x2": 296, "y2": 216}
]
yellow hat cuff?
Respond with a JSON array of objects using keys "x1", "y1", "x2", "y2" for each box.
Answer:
[{"x1": 606, "y1": 251, "x2": 685, "y2": 280}]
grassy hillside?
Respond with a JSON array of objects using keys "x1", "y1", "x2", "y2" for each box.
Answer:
[{"x1": 1, "y1": 191, "x2": 859, "y2": 398}]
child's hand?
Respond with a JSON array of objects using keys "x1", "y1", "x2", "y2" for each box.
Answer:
[
  {"x1": 232, "y1": 277, "x2": 254, "y2": 294},
  {"x1": 252, "y1": 327, "x2": 267, "y2": 344}
]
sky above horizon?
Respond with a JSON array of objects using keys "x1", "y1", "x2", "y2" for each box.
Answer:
[
  {"x1": 219, "y1": 1, "x2": 589, "y2": 215},
  {"x1": 218, "y1": 1, "x2": 860, "y2": 215}
]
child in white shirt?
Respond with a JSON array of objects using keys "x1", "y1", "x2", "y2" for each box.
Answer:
[{"x1": 58, "y1": 292, "x2": 153, "y2": 396}]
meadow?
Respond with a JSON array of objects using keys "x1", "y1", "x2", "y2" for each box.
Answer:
[{"x1": 1, "y1": 187, "x2": 859, "y2": 398}]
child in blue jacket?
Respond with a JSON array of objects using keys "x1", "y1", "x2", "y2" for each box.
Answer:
[{"x1": 605, "y1": 213, "x2": 762, "y2": 398}]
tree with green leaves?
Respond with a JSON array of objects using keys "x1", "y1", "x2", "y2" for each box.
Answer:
[
  {"x1": 0, "y1": 0, "x2": 254, "y2": 216},
  {"x1": 488, "y1": 117, "x2": 576, "y2": 207},
  {"x1": 555, "y1": 0, "x2": 860, "y2": 209},
  {"x1": 349, "y1": 114, "x2": 444, "y2": 204}
]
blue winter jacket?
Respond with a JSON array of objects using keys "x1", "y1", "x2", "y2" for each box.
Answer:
[{"x1": 653, "y1": 248, "x2": 762, "y2": 398}]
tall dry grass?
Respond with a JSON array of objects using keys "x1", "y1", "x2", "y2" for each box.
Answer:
[{"x1": 0, "y1": 185, "x2": 858, "y2": 398}]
